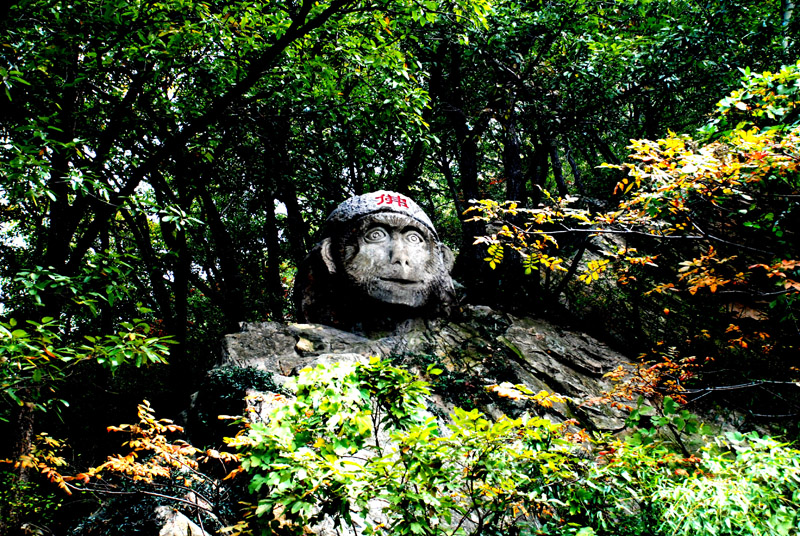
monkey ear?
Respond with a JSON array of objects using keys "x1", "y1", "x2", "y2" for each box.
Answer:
[
  {"x1": 439, "y1": 244, "x2": 455, "y2": 273},
  {"x1": 320, "y1": 237, "x2": 337, "y2": 273}
]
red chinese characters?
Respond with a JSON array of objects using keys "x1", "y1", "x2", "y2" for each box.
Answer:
[{"x1": 375, "y1": 193, "x2": 409, "y2": 208}]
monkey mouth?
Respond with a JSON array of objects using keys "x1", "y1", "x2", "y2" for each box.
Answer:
[{"x1": 379, "y1": 277, "x2": 421, "y2": 285}]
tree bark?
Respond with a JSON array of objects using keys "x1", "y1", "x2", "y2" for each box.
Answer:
[
  {"x1": 563, "y1": 137, "x2": 586, "y2": 196},
  {"x1": 198, "y1": 184, "x2": 244, "y2": 333},
  {"x1": 527, "y1": 129, "x2": 551, "y2": 206},
  {"x1": 502, "y1": 108, "x2": 526, "y2": 204},
  {"x1": 577, "y1": 141, "x2": 602, "y2": 188},
  {"x1": 120, "y1": 209, "x2": 174, "y2": 328},
  {"x1": 783, "y1": 0, "x2": 796, "y2": 51},
  {"x1": 439, "y1": 45, "x2": 497, "y2": 302},
  {"x1": 590, "y1": 128, "x2": 621, "y2": 166},
  {"x1": 550, "y1": 142, "x2": 568, "y2": 197},
  {"x1": 263, "y1": 196, "x2": 286, "y2": 322},
  {"x1": 278, "y1": 183, "x2": 312, "y2": 267},
  {"x1": 2, "y1": 401, "x2": 36, "y2": 536},
  {"x1": 397, "y1": 140, "x2": 427, "y2": 194},
  {"x1": 436, "y1": 150, "x2": 467, "y2": 218}
]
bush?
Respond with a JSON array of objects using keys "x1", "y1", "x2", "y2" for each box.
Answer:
[
  {"x1": 0, "y1": 468, "x2": 64, "y2": 533},
  {"x1": 229, "y1": 358, "x2": 800, "y2": 536}
]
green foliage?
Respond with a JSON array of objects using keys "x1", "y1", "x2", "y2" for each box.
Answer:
[
  {"x1": 0, "y1": 468, "x2": 64, "y2": 530},
  {"x1": 231, "y1": 359, "x2": 429, "y2": 530},
  {"x1": 202, "y1": 366, "x2": 283, "y2": 407},
  {"x1": 624, "y1": 396, "x2": 706, "y2": 456},
  {"x1": 0, "y1": 314, "x2": 172, "y2": 421},
  {"x1": 12, "y1": 253, "x2": 136, "y2": 314},
  {"x1": 575, "y1": 429, "x2": 800, "y2": 536},
  {"x1": 657, "y1": 432, "x2": 800, "y2": 536},
  {"x1": 386, "y1": 351, "x2": 493, "y2": 411},
  {"x1": 2, "y1": 0, "x2": 799, "y2": 532},
  {"x1": 231, "y1": 358, "x2": 585, "y2": 535},
  {"x1": 0, "y1": 0, "x2": 493, "y2": 332},
  {"x1": 469, "y1": 60, "x2": 800, "y2": 411},
  {"x1": 189, "y1": 366, "x2": 284, "y2": 447},
  {"x1": 231, "y1": 359, "x2": 800, "y2": 536},
  {"x1": 706, "y1": 62, "x2": 800, "y2": 136}
]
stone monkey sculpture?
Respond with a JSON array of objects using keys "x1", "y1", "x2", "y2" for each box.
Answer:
[{"x1": 293, "y1": 191, "x2": 456, "y2": 331}]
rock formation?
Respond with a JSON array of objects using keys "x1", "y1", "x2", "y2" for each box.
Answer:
[{"x1": 220, "y1": 306, "x2": 628, "y2": 430}]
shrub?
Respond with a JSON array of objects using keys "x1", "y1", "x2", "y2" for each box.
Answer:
[{"x1": 229, "y1": 359, "x2": 800, "y2": 536}]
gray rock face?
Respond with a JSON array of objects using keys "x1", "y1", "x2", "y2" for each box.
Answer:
[
  {"x1": 222, "y1": 321, "x2": 379, "y2": 375},
  {"x1": 213, "y1": 306, "x2": 632, "y2": 536},
  {"x1": 155, "y1": 506, "x2": 211, "y2": 536},
  {"x1": 498, "y1": 315, "x2": 628, "y2": 429},
  {"x1": 221, "y1": 306, "x2": 628, "y2": 430},
  {"x1": 293, "y1": 191, "x2": 456, "y2": 331}
]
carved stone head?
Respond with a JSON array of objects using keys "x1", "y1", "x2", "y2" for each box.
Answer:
[{"x1": 294, "y1": 191, "x2": 456, "y2": 330}]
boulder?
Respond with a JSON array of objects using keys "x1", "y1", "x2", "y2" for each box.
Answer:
[
  {"x1": 219, "y1": 305, "x2": 629, "y2": 430},
  {"x1": 155, "y1": 506, "x2": 211, "y2": 536}
]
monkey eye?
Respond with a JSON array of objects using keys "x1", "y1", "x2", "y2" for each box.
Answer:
[
  {"x1": 364, "y1": 227, "x2": 389, "y2": 243},
  {"x1": 404, "y1": 231, "x2": 425, "y2": 245}
]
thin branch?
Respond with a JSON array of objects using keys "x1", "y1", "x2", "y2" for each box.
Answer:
[
  {"x1": 683, "y1": 379, "x2": 800, "y2": 393},
  {"x1": 493, "y1": 219, "x2": 778, "y2": 255},
  {"x1": 688, "y1": 219, "x2": 776, "y2": 255},
  {"x1": 65, "y1": 482, "x2": 216, "y2": 514}
]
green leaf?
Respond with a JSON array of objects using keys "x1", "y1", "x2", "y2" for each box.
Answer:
[
  {"x1": 663, "y1": 396, "x2": 677, "y2": 415},
  {"x1": 652, "y1": 416, "x2": 668, "y2": 427},
  {"x1": 673, "y1": 416, "x2": 685, "y2": 431},
  {"x1": 426, "y1": 364, "x2": 443, "y2": 376}
]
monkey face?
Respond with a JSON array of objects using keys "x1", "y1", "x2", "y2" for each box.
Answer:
[{"x1": 338, "y1": 213, "x2": 442, "y2": 308}]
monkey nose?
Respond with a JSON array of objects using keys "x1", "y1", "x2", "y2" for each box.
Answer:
[{"x1": 389, "y1": 243, "x2": 411, "y2": 266}]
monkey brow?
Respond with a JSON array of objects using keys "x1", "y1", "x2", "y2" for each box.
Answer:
[
  {"x1": 354, "y1": 213, "x2": 434, "y2": 240},
  {"x1": 401, "y1": 226, "x2": 426, "y2": 235}
]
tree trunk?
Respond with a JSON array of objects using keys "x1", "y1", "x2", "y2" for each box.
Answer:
[
  {"x1": 577, "y1": 142, "x2": 602, "y2": 188},
  {"x1": 98, "y1": 228, "x2": 113, "y2": 335},
  {"x1": 590, "y1": 128, "x2": 620, "y2": 166},
  {"x1": 527, "y1": 130, "x2": 551, "y2": 206},
  {"x1": 41, "y1": 46, "x2": 84, "y2": 315},
  {"x1": 43, "y1": 42, "x2": 79, "y2": 275},
  {"x1": 172, "y1": 226, "x2": 190, "y2": 363},
  {"x1": 397, "y1": 140, "x2": 427, "y2": 194},
  {"x1": 345, "y1": 129, "x2": 363, "y2": 195},
  {"x1": 563, "y1": 137, "x2": 586, "y2": 196},
  {"x1": 397, "y1": 38, "x2": 446, "y2": 196},
  {"x1": 550, "y1": 142, "x2": 568, "y2": 197},
  {"x1": 783, "y1": 0, "x2": 796, "y2": 51},
  {"x1": 120, "y1": 209, "x2": 174, "y2": 328},
  {"x1": 441, "y1": 46, "x2": 495, "y2": 303},
  {"x1": 263, "y1": 196, "x2": 285, "y2": 322},
  {"x1": 2, "y1": 401, "x2": 36, "y2": 536},
  {"x1": 198, "y1": 184, "x2": 244, "y2": 333},
  {"x1": 502, "y1": 108, "x2": 526, "y2": 204},
  {"x1": 278, "y1": 183, "x2": 312, "y2": 267},
  {"x1": 436, "y1": 150, "x2": 467, "y2": 218}
]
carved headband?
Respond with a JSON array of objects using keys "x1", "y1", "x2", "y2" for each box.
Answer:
[{"x1": 325, "y1": 190, "x2": 437, "y2": 239}]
